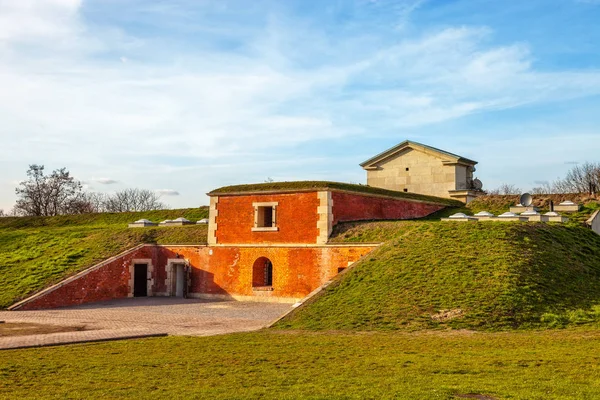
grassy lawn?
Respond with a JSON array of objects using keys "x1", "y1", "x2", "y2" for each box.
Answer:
[
  {"x1": 1, "y1": 329, "x2": 600, "y2": 399},
  {"x1": 0, "y1": 208, "x2": 208, "y2": 309}
]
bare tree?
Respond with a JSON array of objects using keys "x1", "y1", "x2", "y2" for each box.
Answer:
[
  {"x1": 488, "y1": 183, "x2": 522, "y2": 195},
  {"x1": 554, "y1": 162, "x2": 600, "y2": 194},
  {"x1": 530, "y1": 182, "x2": 553, "y2": 195},
  {"x1": 0, "y1": 209, "x2": 4, "y2": 217},
  {"x1": 14, "y1": 165, "x2": 85, "y2": 216},
  {"x1": 79, "y1": 192, "x2": 110, "y2": 213},
  {"x1": 103, "y1": 188, "x2": 167, "y2": 212}
]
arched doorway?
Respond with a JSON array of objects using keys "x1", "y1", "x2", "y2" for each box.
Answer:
[{"x1": 252, "y1": 257, "x2": 273, "y2": 288}]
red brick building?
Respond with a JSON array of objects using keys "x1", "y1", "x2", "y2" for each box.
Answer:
[{"x1": 12, "y1": 182, "x2": 455, "y2": 310}]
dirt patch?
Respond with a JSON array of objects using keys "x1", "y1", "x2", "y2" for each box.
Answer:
[
  {"x1": 431, "y1": 309, "x2": 464, "y2": 322},
  {"x1": 0, "y1": 322, "x2": 87, "y2": 337},
  {"x1": 455, "y1": 394, "x2": 497, "y2": 400}
]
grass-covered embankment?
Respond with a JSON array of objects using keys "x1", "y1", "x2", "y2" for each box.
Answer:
[
  {"x1": 2, "y1": 330, "x2": 600, "y2": 399},
  {"x1": 0, "y1": 208, "x2": 209, "y2": 309},
  {"x1": 278, "y1": 221, "x2": 600, "y2": 331}
]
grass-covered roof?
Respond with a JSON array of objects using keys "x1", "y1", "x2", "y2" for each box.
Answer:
[{"x1": 209, "y1": 181, "x2": 463, "y2": 206}]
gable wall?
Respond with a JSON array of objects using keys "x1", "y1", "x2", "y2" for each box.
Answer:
[{"x1": 366, "y1": 148, "x2": 456, "y2": 198}]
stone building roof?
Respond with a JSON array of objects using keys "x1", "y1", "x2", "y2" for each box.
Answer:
[{"x1": 360, "y1": 140, "x2": 478, "y2": 170}]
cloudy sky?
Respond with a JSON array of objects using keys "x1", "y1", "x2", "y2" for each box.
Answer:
[{"x1": 1, "y1": 0, "x2": 600, "y2": 210}]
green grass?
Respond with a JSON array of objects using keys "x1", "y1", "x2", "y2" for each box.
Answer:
[
  {"x1": 279, "y1": 221, "x2": 600, "y2": 331},
  {"x1": 2, "y1": 330, "x2": 600, "y2": 399},
  {"x1": 0, "y1": 208, "x2": 209, "y2": 309},
  {"x1": 209, "y1": 180, "x2": 464, "y2": 206}
]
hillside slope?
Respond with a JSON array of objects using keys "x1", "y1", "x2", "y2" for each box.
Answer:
[
  {"x1": 277, "y1": 221, "x2": 600, "y2": 331},
  {"x1": 0, "y1": 208, "x2": 209, "y2": 309}
]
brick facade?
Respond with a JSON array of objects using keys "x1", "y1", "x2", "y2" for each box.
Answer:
[
  {"x1": 15, "y1": 244, "x2": 376, "y2": 310},
  {"x1": 213, "y1": 192, "x2": 320, "y2": 244},
  {"x1": 11, "y1": 183, "x2": 452, "y2": 311},
  {"x1": 331, "y1": 191, "x2": 444, "y2": 224}
]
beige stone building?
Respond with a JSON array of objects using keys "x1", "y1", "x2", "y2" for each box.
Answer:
[{"x1": 360, "y1": 140, "x2": 482, "y2": 203}]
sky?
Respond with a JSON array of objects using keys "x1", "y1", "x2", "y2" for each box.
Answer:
[{"x1": 1, "y1": 0, "x2": 600, "y2": 210}]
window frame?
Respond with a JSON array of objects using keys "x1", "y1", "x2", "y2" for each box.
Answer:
[{"x1": 252, "y1": 202, "x2": 279, "y2": 232}]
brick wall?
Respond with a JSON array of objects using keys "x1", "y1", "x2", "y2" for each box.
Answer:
[
  {"x1": 331, "y1": 191, "x2": 444, "y2": 225},
  {"x1": 214, "y1": 192, "x2": 320, "y2": 244},
  {"x1": 14, "y1": 244, "x2": 377, "y2": 310},
  {"x1": 17, "y1": 246, "x2": 156, "y2": 310}
]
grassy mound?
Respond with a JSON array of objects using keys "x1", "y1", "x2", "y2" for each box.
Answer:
[
  {"x1": 278, "y1": 221, "x2": 600, "y2": 331},
  {"x1": 0, "y1": 208, "x2": 209, "y2": 309}
]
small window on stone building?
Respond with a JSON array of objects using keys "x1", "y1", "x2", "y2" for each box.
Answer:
[
  {"x1": 403, "y1": 188, "x2": 408, "y2": 192},
  {"x1": 252, "y1": 202, "x2": 278, "y2": 231},
  {"x1": 405, "y1": 167, "x2": 409, "y2": 171}
]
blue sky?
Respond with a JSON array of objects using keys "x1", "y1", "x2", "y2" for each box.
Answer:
[{"x1": 1, "y1": 0, "x2": 600, "y2": 210}]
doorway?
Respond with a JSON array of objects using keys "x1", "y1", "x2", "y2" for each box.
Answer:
[
  {"x1": 173, "y1": 263, "x2": 186, "y2": 298},
  {"x1": 133, "y1": 264, "x2": 148, "y2": 297},
  {"x1": 252, "y1": 257, "x2": 273, "y2": 288}
]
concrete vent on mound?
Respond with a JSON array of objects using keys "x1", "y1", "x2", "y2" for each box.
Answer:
[
  {"x1": 544, "y1": 211, "x2": 569, "y2": 223},
  {"x1": 555, "y1": 200, "x2": 580, "y2": 213},
  {"x1": 128, "y1": 219, "x2": 158, "y2": 228},
  {"x1": 441, "y1": 213, "x2": 477, "y2": 222},
  {"x1": 495, "y1": 212, "x2": 528, "y2": 222},
  {"x1": 473, "y1": 211, "x2": 495, "y2": 220},
  {"x1": 196, "y1": 219, "x2": 209, "y2": 224},
  {"x1": 160, "y1": 218, "x2": 194, "y2": 226}
]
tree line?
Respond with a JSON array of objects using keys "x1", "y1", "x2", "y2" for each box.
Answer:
[
  {"x1": 4, "y1": 165, "x2": 167, "y2": 217},
  {"x1": 489, "y1": 162, "x2": 600, "y2": 195}
]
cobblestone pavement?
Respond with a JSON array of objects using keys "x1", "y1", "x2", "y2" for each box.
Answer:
[{"x1": 0, "y1": 298, "x2": 292, "y2": 350}]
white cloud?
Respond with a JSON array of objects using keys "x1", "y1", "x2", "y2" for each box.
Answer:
[
  {"x1": 156, "y1": 189, "x2": 180, "y2": 196},
  {"x1": 0, "y1": 0, "x2": 82, "y2": 43},
  {"x1": 95, "y1": 178, "x2": 118, "y2": 185},
  {"x1": 1, "y1": 1, "x2": 600, "y2": 210}
]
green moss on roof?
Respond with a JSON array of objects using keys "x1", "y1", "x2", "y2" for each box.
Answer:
[{"x1": 209, "y1": 181, "x2": 463, "y2": 206}]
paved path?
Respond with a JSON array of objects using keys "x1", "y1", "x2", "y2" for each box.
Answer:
[{"x1": 0, "y1": 298, "x2": 291, "y2": 350}]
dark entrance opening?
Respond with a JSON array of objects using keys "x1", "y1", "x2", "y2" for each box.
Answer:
[
  {"x1": 252, "y1": 257, "x2": 273, "y2": 288},
  {"x1": 133, "y1": 263, "x2": 148, "y2": 297}
]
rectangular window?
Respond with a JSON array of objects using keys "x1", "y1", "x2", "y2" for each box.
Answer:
[
  {"x1": 252, "y1": 202, "x2": 279, "y2": 232},
  {"x1": 257, "y1": 206, "x2": 273, "y2": 227}
]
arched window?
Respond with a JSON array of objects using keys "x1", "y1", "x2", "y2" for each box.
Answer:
[{"x1": 252, "y1": 257, "x2": 273, "y2": 288}]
